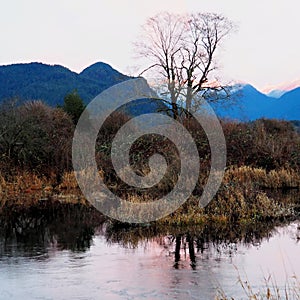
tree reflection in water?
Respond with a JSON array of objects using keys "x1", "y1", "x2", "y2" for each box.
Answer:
[
  {"x1": 172, "y1": 234, "x2": 196, "y2": 270},
  {"x1": 104, "y1": 219, "x2": 295, "y2": 269},
  {"x1": 0, "y1": 202, "x2": 105, "y2": 256},
  {"x1": 0, "y1": 200, "x2": 297, "y2": 266}
]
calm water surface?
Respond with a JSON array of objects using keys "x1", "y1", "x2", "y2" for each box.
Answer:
[{"x1": 0, "y1": 218, "x2": 299, "y2": 300}]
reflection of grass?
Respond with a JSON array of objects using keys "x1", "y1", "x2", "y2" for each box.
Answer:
[
  {"x1": 105, "y1": 219, "x2": 287, "y2": 249},
  {"x1": 0, "y1": 200, "x2": 105, "y2": 252},
  {"x1": 105, "y1": 221, "x2": 300, "y2": 299},
  {"x1": 105, "y1": 217, "x2": 300, "y2": 299},
  {"x1": 217, "y1": 271, "x2": 300, "y2": 300}
]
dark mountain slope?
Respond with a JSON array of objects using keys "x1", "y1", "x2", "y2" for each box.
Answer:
[
  {"x1": 79, "y1": 62, "x2": 131, "y2": 85},
  {"x1": 0, "y1": 62, "x2": 298, "y2": 120},
  {"x1": 275, "y1": 87, "x2": 300, "y2": 120},
  {"x1": 0, "y1": 62, "x2": 130, "y2": 106}
]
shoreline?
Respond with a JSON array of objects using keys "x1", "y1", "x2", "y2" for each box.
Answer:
[{"x1": 0, "y1": 165, "x2": 299, "y2": 228}]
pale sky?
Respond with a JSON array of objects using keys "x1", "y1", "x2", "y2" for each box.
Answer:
[{"x1": 1, "y1": 0, "x2": 299, "y2": 92}]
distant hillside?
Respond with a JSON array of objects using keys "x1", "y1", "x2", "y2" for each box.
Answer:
[
  {"x1": 213, "y1": 84, "x2": 274, "y2": 120},
  {"x1": 275, "y1": 87, "x2": 300, "y2": 120},
  {"x1": 0, "y1": 62, "x2": 171, "y2": 118},
  {"x1": 79, "y1": 62, "x2": 129, "y2": 85},
  {"x1": 0, "y1": 62, "x2": 299, "y2": 120},
  {"x1": 0, "y1": 62, "x2": 131, "y2": 106},
  {"x1": 267, "y1": 89, "x2": 286, "y2": 98},
  {"x1": 214, "y1": 84, "x2": 300, "y2": 121}
]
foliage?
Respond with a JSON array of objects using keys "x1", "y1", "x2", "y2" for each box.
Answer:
[
  {"x1": 62, "y1": 90, "x2": 86, "y2": 124},
  {"x1": 0, "y1": 97, "x2": 300, "y2": 226},
  {"x1": 223, "y1": 118, "x2": 300, "y2": 170},
  {"x1": 0, "y1": 99, "x2": 74, "y2": 179}
]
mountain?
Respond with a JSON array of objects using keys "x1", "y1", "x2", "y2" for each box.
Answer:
[
  {"x1": 263, "y1": 79, "x2": 300, "y2": 96},
  {"x1": 214, "y1": 84, "x2": 300, "y2": 121},
  {"x1": 267, "y1": 89, "x2": 286, "y2": 98},
  {"x1": 213, "y1": 84, "x2": 275, "y2": 120},
  {"x1": 275, "y1": 87, "x2": 300, "y2": 120},
  {"x1": 0, "y1": 62, "x2": 299, "y2": 120},
  {"x1": 0, "y1": 62, "x2": 171, "y2": 118},
  {"x1": 79, "y1": 62, "x2": 130, "y2": 85},
  {"x1": 0, "y1": 62, "x2": 131, "y2": 106}
]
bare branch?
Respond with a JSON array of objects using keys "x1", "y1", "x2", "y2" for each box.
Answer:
[{"x1": 134, "y1": 11, "x2": 235, "y2": 116}]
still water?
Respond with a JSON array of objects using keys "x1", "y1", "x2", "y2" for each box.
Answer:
[{"x1": 0, "y1": 212, "x2": 299, "y2": 300}]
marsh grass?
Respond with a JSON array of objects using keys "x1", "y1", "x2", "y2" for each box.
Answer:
[
  {"x1": 0, "y1": 171, "x2": 50, "y2": 207},
  {"x1": 216, "y1": 271, "x2": 300, "y2": 300},
  {"x1": 225, "y1": 166, "x2": 300, "y2": 189},
  {"x1": 0, "y1": 171, "x2": 86, "y2": 209},
  {"x1": 0, "y1": 166, "x2": 299, "y2": 226},
  {"x1": 158, "y1": 165, "x2": 299, "y2": 226}
]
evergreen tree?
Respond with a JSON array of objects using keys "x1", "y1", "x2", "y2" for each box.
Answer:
[{"x1": 62, "y1": 90, "x2": 85, "y2": 124}]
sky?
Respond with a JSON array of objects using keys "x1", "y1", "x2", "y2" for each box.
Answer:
[{"x1": 1, "y1": 0, "x2": 299, "y2": 92}]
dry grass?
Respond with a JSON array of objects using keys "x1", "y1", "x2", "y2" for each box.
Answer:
[
  {"x1": 0, "y1": 166, "x2": 299, "y2": 225},
  {"x1": 216, "y1": 272, "x2": 300, "y2": 300},
  {"x1": 158, "y1": 166, "x2": 299, "y2": 226},
  {"x1": 0, "y1": 171, "x2": 52, "y2": 207},
  {"x1": 225, "y1": 166, "x2": 300, "y2": 189},
  {"x1": 0, "y1": 171, "x2": 82, "y2": 208}
]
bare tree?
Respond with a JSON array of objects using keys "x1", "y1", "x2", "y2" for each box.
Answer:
[{"x1": 135, "y1": 12, "x2": 234, "y2": 117}]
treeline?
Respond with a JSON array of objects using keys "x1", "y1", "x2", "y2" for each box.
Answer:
[{"x1": 0, "y1": 97, "x2": 300, "y2": 189}]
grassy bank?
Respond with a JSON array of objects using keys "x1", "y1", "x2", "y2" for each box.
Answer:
[
  {"x1": 157, "y1": 166, "x2": 300, "y2": 226},
  {"x1": 1, "y1": 166, "x2": 299, "y2": 226},
  {"x1": 0, "y1": 171, "x2": 86, "y2": 210}
]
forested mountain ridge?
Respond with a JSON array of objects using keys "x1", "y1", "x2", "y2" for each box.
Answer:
[
  {"x1": 0, "y1": 62, "x2": 131, "y2": 106},
  {"x1": 0, "y1": 61, "x2": 299, "y2": 120}
]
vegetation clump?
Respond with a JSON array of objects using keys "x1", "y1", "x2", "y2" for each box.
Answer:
[{"x1": 0, "y1": 99, "x2": 299, "y2": 226}]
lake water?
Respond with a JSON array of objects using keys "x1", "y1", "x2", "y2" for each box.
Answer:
[{"x1": 0, "y1": 212, "x2": 299, "y2": 300}]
